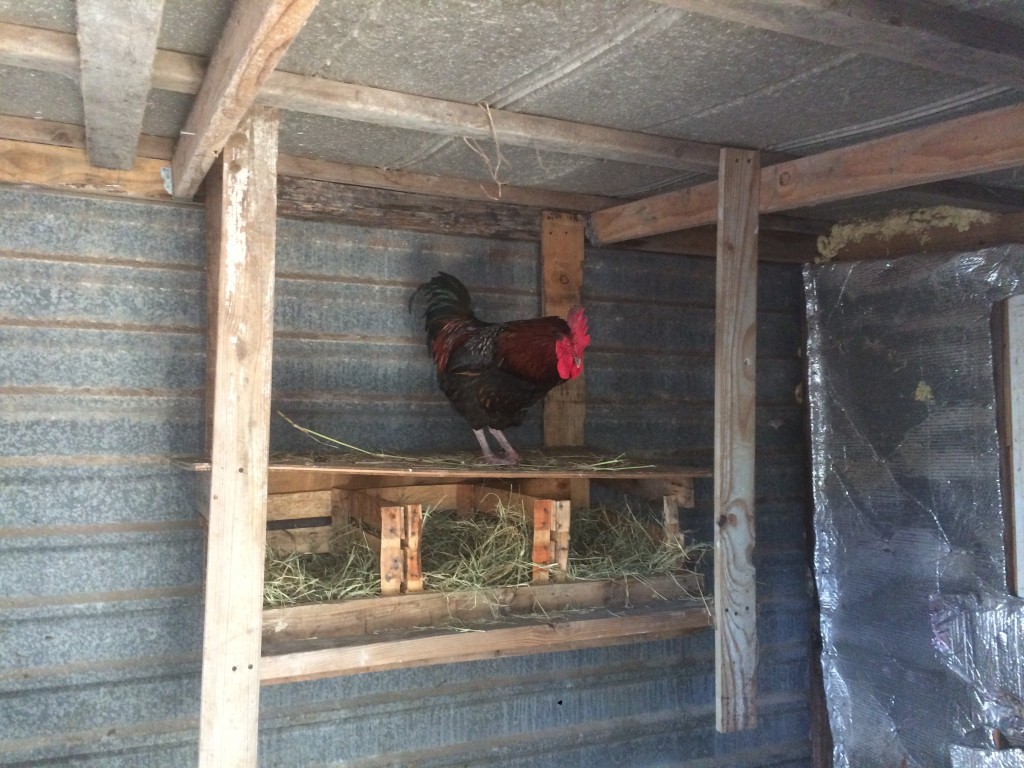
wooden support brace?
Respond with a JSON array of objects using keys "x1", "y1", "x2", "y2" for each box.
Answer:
[
  {"x1": 551, "y1": 500, "x2": 572, "y2": 583},
  {"x1": 404, "y1": 504, "x2": 423, "y2": 593},
  {"x1": 197, "y1": 106, "x2": 279, "y2": 768},
  {"x1": 379, "y1": 505, "x2": 404, "y2": 597},
  {"x1": 662, "y1": 495, "x2": 684, "y2": 547},
  {"x1": 714, "y1": 147, "x2": 759, "y2": 733},
  {"x1": 532, "y1": 499, "x2": 554, "y2": 583}
]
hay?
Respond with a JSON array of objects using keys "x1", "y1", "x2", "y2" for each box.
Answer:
[
  {"x1": 264, "y1": 530, "x2": 379, "y2": 606},
  {"x1": 263, "y1": 500, "x2": 706, "y2": 608}
]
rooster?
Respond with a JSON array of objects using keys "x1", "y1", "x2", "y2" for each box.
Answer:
[{"x1": 410, "y1": 272, "x2": 590, "y2": 464}]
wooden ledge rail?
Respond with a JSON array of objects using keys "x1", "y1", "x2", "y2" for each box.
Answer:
[{"x1": 260, "y1": 603, "x2": 712, "y2": 685}]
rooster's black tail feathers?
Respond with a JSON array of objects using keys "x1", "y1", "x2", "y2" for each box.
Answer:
[{"x1": 409, "y1": 272, "x2": 476, "y2": 347}]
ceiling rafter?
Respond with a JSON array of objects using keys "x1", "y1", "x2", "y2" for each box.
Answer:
[
  {"x1": 76, "y1": 0, "x2": 166, "y2": 170},
  {"x1": 0, "y1": 20, "x2": 723, "y2": 180},
  {"x1": 588, "y1": 101, "x2": 1024, "y2": 244},
  {"x1": 169, "y1": 0, "x2": 320, "y2": 199},
  {"x1": 654, "y1": 0, "x2": 1024, "y2": 89}
]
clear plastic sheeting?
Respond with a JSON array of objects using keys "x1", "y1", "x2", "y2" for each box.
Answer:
[
  {"x1": 950, "y1": 745, "x2": 1024, "y2": 768},
  {"x1": 805, "y1": 248, "x2": 1024, "y2": 768},
  {"x1": 933, "y1": 595, "x2": 1024, "y2": 748}
]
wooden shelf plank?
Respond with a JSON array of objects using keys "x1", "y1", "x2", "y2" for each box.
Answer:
[
  {"x1": 260, "y1": 602, "x2": 712, "y2": 685},
  {"x1": 263, "y1": 574, "x2": 703, "y2": 643}
]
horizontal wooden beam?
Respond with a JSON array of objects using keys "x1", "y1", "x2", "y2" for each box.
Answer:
[
  {"x1": 589, "y1": 101, "x2": 1024, "y2": 244},
  {"x1": 0, "y1": 21, "x2": 721, "y2": 175},
  {"x1": 0, "y1": 117, "x2": 822, "y2": 259},
  {"x1": 260, "y1": 604, "x2": 711, "y2": 684},
  {"x1": 655, "y1": 0, "x2": 1024, "y2": 90}
]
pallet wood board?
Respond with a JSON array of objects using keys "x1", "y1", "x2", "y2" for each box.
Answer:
[{"x1": 261, "y1": 599, "x2": 711, "y2": 685}]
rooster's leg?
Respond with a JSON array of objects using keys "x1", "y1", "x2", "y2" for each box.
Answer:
[
  {"x1": 472, "y1": 428, "x2": 509, "y2": 465},
  {"x1": 488, "y1": 428, "x2": 521, "y2": 464}
]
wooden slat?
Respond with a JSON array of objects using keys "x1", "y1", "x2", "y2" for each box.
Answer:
[
  {"x1": 996, "y1": 295, "x2": 1024, "y2": 597},
  {"x1": 260, "y1": 606, "x2": 711, "y2": 684},
  {"x1": 714, "y1": 148, "x2": 759, "y2": 733},
  {"x1": 654, "y1": 0, "x2": 1024, "y2": 90},
  {"x1": 588, "y1": 102, "x2": 1024, "y2": 244},
  {"x1": 198, "y1": 107, "x2": 279, "y2": 768},
  {"x1": 532, "y1": 500, "x2": 554, "y2": 584},
  {"x1": 379, "y1": 505, "x2": 404, "y2": 597},
  {"x1": 170, "y1": 0, "x2": 319, "y2": 199},
  {"x1": 404, "y1": 504, "x2": 423, "y2": 593},
  {"x1": 266, "y1": 525, "x2": 333, "y2": 554},
  {"x1": 266, "y1": 490, "x2": 333, "y2": 521},
  {"x1": 277, "y1": 176, "x2": 541, "y2": 242},
  {"x1": 262, "y1": 574, "x2": 703, "y2": 641},
  {"x1": 0, "y1": 138, "x2": 168, "y2": 199},
  {"x1": 551, "y1": 500, "x2": 571, "y2": 583},
  {"x1": 662, "y1": 496, "x2": 683, "y2": 545},
  {"x1": 76, "y1": 0, "x2": 166, "y2": 169}
]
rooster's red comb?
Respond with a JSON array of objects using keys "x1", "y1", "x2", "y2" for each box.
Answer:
[{"x1": 567, "y1": 306, "x2": 590, "y2": 349}]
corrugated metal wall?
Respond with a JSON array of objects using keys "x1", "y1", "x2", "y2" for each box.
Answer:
[{"x1": 0, "y1": 184, "x2": 811, "y2": 767}]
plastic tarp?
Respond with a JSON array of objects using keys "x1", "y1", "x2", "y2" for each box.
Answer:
[{"x1": 805, "y1": 248, "x2": 1024, "y2": 767}]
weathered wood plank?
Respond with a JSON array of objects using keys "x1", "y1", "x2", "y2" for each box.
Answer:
[
  {"x1": 405, "y1": 504, "x2": 423, "y2": 593},
  {"x1": 170, "y1": 0, "x2": 319, "y2": 199},
  {"x1": 379, "y1": 506, "x2": 404, "y2": 597},
  {"x1": 589, "y1": 102, "x2": 1024, "y2": 244},
  {"x1": 266, "y1": 490, "x2": 333, "y2": 521},
  {"x1": 532, "y1": 500, "x2": 554, "y2": 584},
  {"x1": 0, "y1": 138, "x2": 168, "y2": 199},
  {"x1": 277, "y1": 175, "x2": 542, "y2": 242},
  {"x1": 551, "y1": 500, "x2": 571, "y2": 583},
  {"x1": 996, "y1": 295, "x2": 1024, "y2": 597},
  {"x1": 261, "y1": 605, "x2": 711, "y2": 684},
  {"x1": 266, "y1": 525, "x2": 333, "y2": 554},
  {"x1": 76, "y1": 0, "x2": 166, "y2": 170},
  {"x1": 262, "y1": 574, "x2": 704, "y2": 642},
  {"x1": 542, "y1": 211, "x2": 587, "y2": 448},
  {"x1": 198, "y1": 107, "x2": 279, "y2": 768},
  {"x1": 654, "y1": 0, "x2": 1024, "y2": 90},
  {"x1": 714, "y1": 148, "x2": 759, "y2": 733}
]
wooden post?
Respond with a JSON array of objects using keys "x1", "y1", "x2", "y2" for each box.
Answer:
[
  {"x1": 405, "y1": 504, "x2": 424, "y2": 593},
  {"x1": 551, "y1": 500, "x2": 571, "y2": 583},
  {"x1": 996, "y1": 294, "x2": 1024, "y2": 597},
  {"x1": 541, "y1": 211, "x2": 589, "y2": 508},
  {"x1": 714, "y1": 147, "x2": 759, "y2": 733},
  {"x1": 541, "y1": 210, "x2": 586, "y2": 446},
  {"x1": 532, "y1": 499, "x2": 554, "y2": 583},
  {"x1": 380, "y1": 505, "x2": 404, "y2": 596},
  {"x1": 198, "y1": 106, "x2": 279, "y2": 768}
]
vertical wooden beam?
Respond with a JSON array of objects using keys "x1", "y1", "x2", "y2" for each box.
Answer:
[
  {"x1": 996, "y1": 294, "x2": 1024, "y2": 597},
  {"x1": 541, "y1": 211, "x2": 586, "y2": 447},
  {"x1": 551, "y1": 500, "x2": 572, "y2": 583},
  {"x1": 198, "y1": 107, "x2": 279, "y2": 768},
  {"x1": 714, "y1": 147, "x2": 759, "y2": 733},
  {"x1": 380, "y1": 505, "x2": 404, "y2": 597},
  {"x1": 405, "y1": 504, "x2": 424, "y2": 593},
  {"x1": 532, "y1": 499, "x2": 554, "y2": 583}
]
